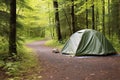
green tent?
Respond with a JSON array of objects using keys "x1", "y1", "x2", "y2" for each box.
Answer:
[{"x1": 62, "y1": 29, "x2": 117, "y2": 56}]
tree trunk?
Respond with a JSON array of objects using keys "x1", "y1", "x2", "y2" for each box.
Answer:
[
  {"x1": 71, "y1": 0, "x2": 75, "y2": 33},
  {"x1": 102, "y1": 0, "x2": 105, "y2": 35},
  {"x1": 111, "y1": 0, "x2": 120, "y2": 42},
  {"x1": 118, "y1": 0, "x2": 120, "y2": 43},
  {"x1": 86, "y1": 0, "x2": 88, "y2": 28},
  {"x1": 95, "y1": 8, "x2": 99, "y2": 30},
  {"x1": 92, "y1": 0, "x2": 95, "y2": 29},
  {"x1": 48, "y1": 2, "x2": 54, "y2": 39},
  {"x1": 53, "y1": 0, "x2": 62, "y2": 41},
  {"x1": 108, "y1": 0, "x2": 111, "y2": 38},
  {"x1": 62, "y1": 8, "x2": 72, "y2": 35},
  {"x1": 9, "y1": 0, "x2": 17, "y2": 56}
]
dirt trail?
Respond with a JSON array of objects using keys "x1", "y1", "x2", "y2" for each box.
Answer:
[{"x1": 27, "y1": 40, "x2": 120, "y2": 80}]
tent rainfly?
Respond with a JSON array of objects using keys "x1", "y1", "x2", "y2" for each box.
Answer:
[{"x1": 61, "y1": 29, "x2": 117, "y2": 56}]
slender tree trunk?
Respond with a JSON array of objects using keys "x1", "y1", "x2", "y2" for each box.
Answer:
[
  {"x1": 53, "y1": 0, "x2": 62, "y2": 41},
  {"x1": 102, "y1": 0, "x2": 105, "y2": 35},
  {"x1": 71, "y1": 0, "x2": 75, "y2": 33},
  {"x1": 118, "y1": 0, "x2": 120, "y2": 43},
  {"x1": 62, "y1": 8, "x2": 72, "y2": 35},
  {"x1": 52, "y1": 18, "x2": 55, "y2": 39},
  {"x1": 9, "y1": 0, "x2": 17, "y2": 56},
  {"x1": 92, "y1": 0, "x2": 95, "y2": 29},
  {"x1": 108, "y1": 0, "x2": 111, "y2": 38},
  {"x1": 86, "y1": 0, "x2": 88, "y2": 28},
  {"x1": 48, "y1": 2, "x2": 54, "y2": 39},
  {"x1": 95, "y1": 8, "x2": 99, "y2": 30},
  {"x1": 111, "y1": 0, "x2": 119, "y2": 42}
]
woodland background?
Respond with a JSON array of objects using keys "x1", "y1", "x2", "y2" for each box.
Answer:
[
  {"x1": 1, "y1": 0, "x2": 119, "y2": 53},
  {"x1": 0, "y1": 0, "x2": 120, "y2": 79}
]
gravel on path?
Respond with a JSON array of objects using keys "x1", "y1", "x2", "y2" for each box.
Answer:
[{"x1": 27, "y1": 40, "x2": 120, "y2": 80}]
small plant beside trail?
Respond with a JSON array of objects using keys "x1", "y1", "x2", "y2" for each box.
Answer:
[
  {"x1": 45, "y1": 39, "x2": 65, "y2": 49},
  {"x1": 0, "y1": 46, "x2": 41, "y2": 80}
]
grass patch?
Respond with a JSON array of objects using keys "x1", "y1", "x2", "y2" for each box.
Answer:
[
  {"x1": 0, "y1": 46, "x2": 42, "y2": 80},
  {"x1": 45, "y1": 39, "x2": 64, "y2": 49},
  {"x1": 25, "y1": 37, "x2": 44, "y2": 44}
]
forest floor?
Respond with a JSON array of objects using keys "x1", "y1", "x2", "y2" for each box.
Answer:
[
  {"x1": 26, "y1": 40, "x2": 120, "y2": 80},
  {"x1": 0, "y1": 40, "x2": 120, "y2": 80}
]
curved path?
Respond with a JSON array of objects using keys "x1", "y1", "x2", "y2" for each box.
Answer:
[{"x1": 27, "y1": 40, "x2": 120, "y2": 80}]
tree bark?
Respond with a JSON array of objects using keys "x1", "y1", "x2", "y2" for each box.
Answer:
[
  {"x1": 102, "y1": 0, "x2": 105, "y2": 35},
  {"x1": 108, "y1": 0, "x2": 111, "y2": 38},
  {"x1": 86, "y1": 0, "x2": 88, "y2": 28},
  {"x1": 71, "y1": 0, "x2": 75, "y2": 33},
  {"x1": 111, "y1": 0, "x2": 120, "y2": 42},
  {"x1": 9, "y1": 0, "x2": 17, "y2": 56},
  {"x1": 92, "y1": 0, "x2": 95, "y2": 29},
  {"x1": 62, "y1": 8, "x2": 72, "y2": 35},
  {"x1": 48, "y1": 2, "x2": 54, "y2": 39},
  {"x1": 118, "y1": 0, "x2": 120, "y2": 43},
  {"x1": 53, "y1": 0, "x2": 62, "y2": 41},
  {"x1": 95, "y1": 7, "x2": 99, "y2": 30}
]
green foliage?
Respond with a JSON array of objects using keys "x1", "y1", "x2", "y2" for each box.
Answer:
[
  {"x1": 107, "y1": 35, "x2": 120, "y2": 53},
  {"x1": 4, "y1": 62, "x2": 20, "y2": 76},
  {"x1": 0, "y1": 10, "x2": 9, "y2": 21},
  {"x1": 0, "y1": 46, "x2": 39, "y2": 79},
  {"x1": 0, "y1": 60, "x2": 5, "y2": 67},
  {"x1": 25, "y1": 37, "x2": 44, "y2": 44},
  {"x1": 45, "y1": 39, "x2": 64, "y2": 49},
  {"x1": 113, "y1": 42, "x2": 120, "y2": 53},
  {"x1": 0, "y1": 37, "x2": 9, "y2": 52},
  {"x1": 0, "y1": 0, "x2": 120, "y2": 79}
]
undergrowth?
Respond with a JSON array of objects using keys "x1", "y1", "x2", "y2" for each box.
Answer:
[
  {"x1": 25, "y1": 37, "x2": 44, "y2": 44},
  {"x1": 107, "y1": 35, "x2": 120, "y2": 53},
  {"x1": 0, "y1": 46, "x2": 40, "y2": 80},
  {"x1": 45, "y1": 39, "x2": 64, "y2": 49},
  {"x1": 46, "y1": 38, "x2": 120, "y2": 54}
]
